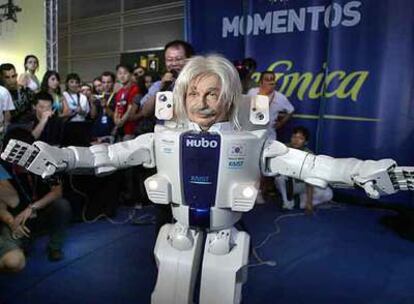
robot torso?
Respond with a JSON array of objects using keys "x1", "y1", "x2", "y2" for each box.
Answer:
[{"x1": 146, "y1": 124, "x2": 266, "y2": 231}]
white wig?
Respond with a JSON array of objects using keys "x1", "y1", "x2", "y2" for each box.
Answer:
[{"x1": 173, "y1": 54, "x2": 242, "y2": 129}]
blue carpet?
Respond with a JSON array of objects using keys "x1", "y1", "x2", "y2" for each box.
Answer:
[{"x1": 1, "y1": 203, "x2": 414, "y2": 304}]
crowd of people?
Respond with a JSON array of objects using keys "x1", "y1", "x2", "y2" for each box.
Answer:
[{"x1": 0, "y1": 40, "x2": 332, "y2": 273}]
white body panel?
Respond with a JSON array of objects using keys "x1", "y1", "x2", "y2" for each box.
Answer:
[
  {"x1": 149, "y1": 125, "x2": 266, "y2": 230},
  {"x1": 249, "y1": 95, "x2": 269, "y2": 125},
  {"x1": 155, "y1": 91, "x2": 174, "y2": 120}
]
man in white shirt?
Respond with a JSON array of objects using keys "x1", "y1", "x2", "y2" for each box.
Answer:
[
  {"x1": 0, "y1": 63, "x2": 33, "y2": 125},
  {"x1": 248, "y1": 71, "x2": 294, "y2": 204},
  {"x1": 248, "y1": 71, "x2": 294, "y2": 140},
  {"x1": 0, "y1": 85, "x2": 15, "y2": 136}
]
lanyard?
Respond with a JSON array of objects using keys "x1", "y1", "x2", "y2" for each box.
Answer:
[
  {"x1": 17, "y1": 88, "x2": 21, "y2": 103},
  {"x1": 269, "y1": 92, "x2": 276, "y2": 104},
  {"x1": 105, "y1": 92, "x2": 115, "y2": 107},
  {"x1": 67, "y1": 92, "x2": 80, "y2": 107}
]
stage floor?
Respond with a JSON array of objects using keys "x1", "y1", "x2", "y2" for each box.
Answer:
[{"x1": 1, "y1": 202, "x2": 414, "y2": 304}]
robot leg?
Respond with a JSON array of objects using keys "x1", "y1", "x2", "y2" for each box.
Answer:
[
  {"x1": 152, "y1": 223, "x2": 204, "y2": 304},
  {"x1": 199, "y1": 228, "x2": 250, "y2": 304}
]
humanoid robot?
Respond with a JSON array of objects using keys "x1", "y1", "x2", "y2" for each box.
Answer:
[{"x1": 2, "y1": 55, "x2": 413, "y2": 304}]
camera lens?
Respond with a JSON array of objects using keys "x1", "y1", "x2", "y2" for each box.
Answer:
[
  {"x1": 159, "y1": 94, "x2": 167, "y2": 102},
  {"x1": 256, "y1": 112, "x2": 264, "y2": 120}
]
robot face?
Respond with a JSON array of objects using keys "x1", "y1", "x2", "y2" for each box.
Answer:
[{"x1": 185, "y1": 74, "x2": 228, "y2": 130}]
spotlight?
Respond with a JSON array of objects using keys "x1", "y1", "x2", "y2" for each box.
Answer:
[{"x1": 0, "y1": 0, "x2": 22, "y2": 23}]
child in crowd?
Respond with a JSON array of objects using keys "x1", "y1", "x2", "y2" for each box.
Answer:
[{"x1": 274, "y1": 126, "x2": 333, "y2": 213}]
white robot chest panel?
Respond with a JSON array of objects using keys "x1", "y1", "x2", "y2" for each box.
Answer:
[{"x1": 154, "y1": 127, "x2": 264, "y2": 213}]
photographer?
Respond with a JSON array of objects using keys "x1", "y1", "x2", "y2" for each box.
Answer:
[
  {"x1": 136, "y1": 40, "x2": 194, "y2": 119},
  {"x1": 234, "y1": 58, "x2": 258, "y2": 94},
  {"x1": 128, "y1": 70, "x2": 175, "y2": 124}
]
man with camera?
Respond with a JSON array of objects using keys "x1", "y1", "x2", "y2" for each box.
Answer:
[
  {"x1": 133, "y1": 40, "x2": 194, "y2": 119},
  {"x1": 125, "y1": 41, "x2": 194, "y2": 230}
]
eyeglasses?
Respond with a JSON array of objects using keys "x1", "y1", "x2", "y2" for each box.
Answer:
[{"x1": 5, "y1": 74, "x2": 17, "y2": 79}]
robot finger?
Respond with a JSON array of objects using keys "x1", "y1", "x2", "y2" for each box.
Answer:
[
  {"x1": 41, "y1": 164, "x2": 57, "y2": 179},
  {"x1": 362, "y1": 181, "x2": 380, "y2": 199},
  {"x1": 389, "y1": 166, "x2": 414, "y2": 191},
  {"x1": 1, "y1": 140, "x2": 31, "y2": 165}
]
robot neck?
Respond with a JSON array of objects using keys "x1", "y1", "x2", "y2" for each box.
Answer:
[{"x1": 188, "y1": 121, "x2": 234, "y2": 132}]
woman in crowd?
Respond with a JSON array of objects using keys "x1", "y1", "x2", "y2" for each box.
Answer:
[
  {"x1": 18, "y1": 55, "x2": 41, "y2": 93},
  {"x1": 144, "y1": 73, "x2": 155, "y2": 90},
  {"x1": 80, "y1": 83, "x2": 93, "y2": 103},
  {"x1": 40, "y1": 71, "x2": 69, "y2": 117},
  {"x1": 92, "y1": 77, "x2": 103, "y2": 97},
  {"x1": 81, "y1": 83, "x2": 97, "y2": 119},
  {"x1": 62, "y1": 73, "x2": 90, "y2": 122},
  {"x1": 132, "y1": 65, "x2": 146, "y2": 83}
]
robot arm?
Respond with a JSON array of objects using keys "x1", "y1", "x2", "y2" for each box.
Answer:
[
  {"x1": 261, "y1": 140, "x2": 414, "y2": 199},
  {"x1": 1, "y1": 133, "x2": 155, "y2": 178}
]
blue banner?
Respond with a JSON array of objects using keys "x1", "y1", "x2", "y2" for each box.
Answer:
[{"x1": 186, "y1": 0, "x2": 414, "y2": 204}]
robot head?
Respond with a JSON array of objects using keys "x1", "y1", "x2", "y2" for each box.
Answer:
[{"x1": 173, "y1": 55, "x2": 242, "y2": 131}]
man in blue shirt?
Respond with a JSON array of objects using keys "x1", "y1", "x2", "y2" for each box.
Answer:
[{"x1": 131, "y1": 40, "x2": 194, "y2": 120}]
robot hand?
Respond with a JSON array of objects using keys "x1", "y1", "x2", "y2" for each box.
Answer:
[
  {"x1": 1, "y1": 140, "x2": 69, "y2": 178},
  {"x1": 351, "y1": 159, "x2": 414, "y2": 199}
]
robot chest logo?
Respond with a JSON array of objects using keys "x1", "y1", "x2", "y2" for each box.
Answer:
[
  {"x1": 228, "y1": 144, "x2": 246, "y2": 157},
  {"x1": 227, "y1": 143, "x2": 246, "y2": 169},
  {"x1": 185, "y1": 138, "x2": 218, "y2": 148},
  {"x1": 228, "y1": 160, "x2": 244, "y2": 168},
  {"x1": 161, "y1": 139, "x2": 175, "y2": 154},
  {"x1": 190, "y1": 176, "x2": 212, "y2": 185}
]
